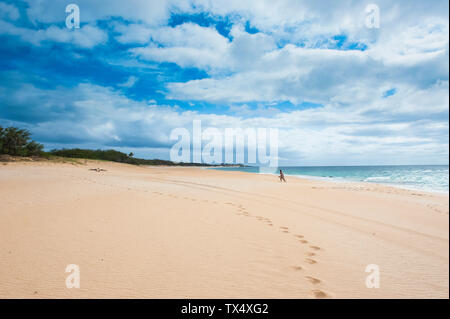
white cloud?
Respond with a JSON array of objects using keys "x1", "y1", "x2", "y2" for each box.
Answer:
[
  {"x1": 0, "y1": 20, "x2": 107, "y2": 48},
  {"x1": 105, "y1": 3, "x2": 448, "y2": 110},
  {"x1": 130, "y1": 23, "x2": 230, "y2": 72},
  {"x1": 113, "y1": 22, "x2": 153, "y2": 44},
  {"x1": 0, "y1": 2, "x2": 19, "y2": 20},
  {"x1": 162, "y1": 22, "x2": 448, "y2": 110},
  {"x1": 1, "y1": 77, "x2": 447, "y2": 165},
  {"x1": 166, "y1": 45, "x2": 372, "y2": 104},
  {"x1": 118, "y1": 76, "x2": 139, "y2": 88},
  {"x1": 370, "y1": 18, "x2": 449, "y2": 66},
  {"x1": 0, "y1": 0, "x2": 447, "y2": 165},
  {"x1": 25, "y1": 0, "x2": 170, "y2": 26}
]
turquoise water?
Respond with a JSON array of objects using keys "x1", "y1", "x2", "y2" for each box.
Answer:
[{"x1": 211, "y1": 165, "x2": 449, "y2": 194}]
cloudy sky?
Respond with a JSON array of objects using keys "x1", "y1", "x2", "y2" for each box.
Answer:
[{"x1": 0, "y1": 0, "x2": 448, "y2": 165}]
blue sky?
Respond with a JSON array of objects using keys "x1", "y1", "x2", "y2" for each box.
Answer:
[{"x1": 0, "y1": 0, "x2": 448, "y2": 165}]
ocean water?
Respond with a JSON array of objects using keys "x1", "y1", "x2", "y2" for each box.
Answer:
[{"x1": 211, "y1": 165, "x2": 449, "y2": 194}]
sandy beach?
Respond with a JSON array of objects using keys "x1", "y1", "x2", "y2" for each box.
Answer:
[{"x1": 0, "y1": 160, "x2": 448, "y2": 299}]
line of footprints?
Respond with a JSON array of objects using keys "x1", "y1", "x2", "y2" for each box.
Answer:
[
  {"x1": 74, "y1": 174, "x2": 330, "y2": 298},
  {"x1": 141, "y1": 190, "x2": 331, "y2": 299},
  {"x1": 232, "y1": 202, "x2": 330, "y2": 299}
]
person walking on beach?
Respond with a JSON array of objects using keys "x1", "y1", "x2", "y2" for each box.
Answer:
[{"x1": 279, "y1": 169, "x2": 286, "y2": 182}]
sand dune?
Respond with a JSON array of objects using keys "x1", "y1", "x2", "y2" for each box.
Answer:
[{"x1": 0, "y1": 160, "x2": 448, "y2": 298}]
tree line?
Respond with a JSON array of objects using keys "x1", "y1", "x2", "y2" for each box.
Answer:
[
  {"x1": 0, "y1": 126, "x2": 44, "y2": 156},
  {"x1": 0, "y1": 125, "x2": 244, "y2": 167}
]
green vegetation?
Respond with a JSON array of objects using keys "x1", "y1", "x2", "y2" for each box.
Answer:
[
  {"x1": 49, "y1": 148, "x2": 179, "y2": 165},
  {"x1": 1, "y1": 125, "x2": 245, "y2": 167},
  {"x1": 49, "y1": 148, "x2": 242, "y2": 166},
  {"x1": 0, "y1": 126, "x2": 44, "y2": 156}
]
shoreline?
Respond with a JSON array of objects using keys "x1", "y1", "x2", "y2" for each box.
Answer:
[
  {"x1": 0, "y1": 160, "x2": 448, "y2": 298},
  {"x1": 209, "y1": 166, "x2": 449, "y2": 196}
]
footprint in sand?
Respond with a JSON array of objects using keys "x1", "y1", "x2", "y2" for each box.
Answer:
[
  {"x1": 305, "y1": 258, "x2": 317, "y2": 264},
  {"x1": 291, "y1": 266, "x2": 303, "y2": 271},
  {"x1": 309, "y1": 246, "x2": 321, "y2": 251},
  {"x1": 305, "y1": 252, "x2": 316, "y2": 257},
  {"x1": 305, "y1": 276, "x2": 321, "y2": 284},
  {"x1": 280, "y1": 226, "x2": 289, "y2": 230},
  {"x1": 311, "y1": 290, "x2": 329, "y2": 299},
  {"x1": 295, "y1": 235, "x2": 304, "y2": 239},
  {"x1": 299, "y1": 240, "x2": 308, "y2": 244}
]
